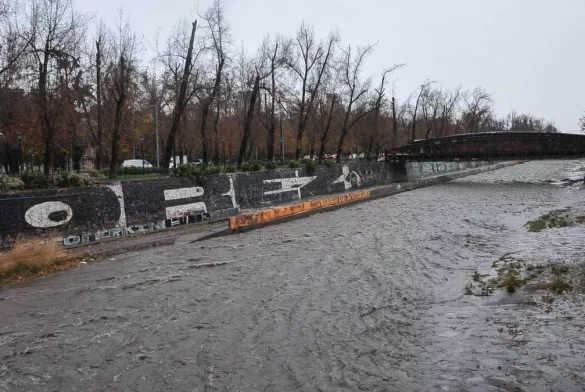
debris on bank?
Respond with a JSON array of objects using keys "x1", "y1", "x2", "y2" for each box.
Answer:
[
  {"x1": 465, "y1": 253, "x2": 585, "y2": 301},
  {"x1": 524, "y1": 209, "x2": 585, "y2": 232}
]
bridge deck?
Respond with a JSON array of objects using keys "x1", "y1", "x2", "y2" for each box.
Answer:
[{"x1": 387, "y1": 132, "x2": 585, "y2": 162}]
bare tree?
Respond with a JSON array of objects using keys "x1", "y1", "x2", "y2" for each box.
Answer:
[
  {"x1": 107, "y1": 15, "x2": 139, "y2": 178},
  {"x1": 22, "y1": 0, "x2": 88, "y2": 177},
  {"x1": 161, "y1": 20, "x2": 200, "y2": 168},
  {"x1": 258, "y1": 34, "x2": 285, "y2": 162},
  {"x1": 285, "y1": 23, "x2": 338, "y2": 160},
  {"x1": 198, "y1": 0, "x2": 229, "y2": 164},
  {"x1": 0, "y1": 0, "x2": 29, "y2": 80},
  {"x1": 367, "y1": 65, "x2": 402, "y2": 157},
  {"x1": 462, "y1": 87, "x2": 492, "y2": 133},
  {"x1": 335, "y1": 43, "x2": 375, "y2": 162},
  {"x1": 410, "y1": 80, "x2": 433, "y2": 142},
  {"x1": 422, "y1": 88, "x2": 441, "y2": 139},
  {"x1": 437, "y1": 87, "x2": 460, "y2": 137}
]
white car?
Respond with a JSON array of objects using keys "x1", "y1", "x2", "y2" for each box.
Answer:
[{"x1": 122, "y1": 159, "x2": 153, "y2": 168}]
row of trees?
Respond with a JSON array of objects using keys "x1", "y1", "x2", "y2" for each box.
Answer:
[{"x1": 0, "y1": 0, "x2": 559, "y2": 177}]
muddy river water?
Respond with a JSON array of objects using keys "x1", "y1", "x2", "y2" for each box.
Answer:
[{"x1": 1, "y1": 160, "x2": 585, "y2": 391}]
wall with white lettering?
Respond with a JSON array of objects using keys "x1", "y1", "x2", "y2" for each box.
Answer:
[{"x1": 0, "y1": 161, "x2": 490, "y2": 248}]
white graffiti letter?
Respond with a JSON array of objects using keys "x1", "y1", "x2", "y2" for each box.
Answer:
[
  {"x1": 105, "y1": 182, "x2": 127, "y2": 228},
  {"x1": 164, "y1": 187, "x2": 204, "y2": 201},
  {"x1": 222, "y1": 176, "x2": 239, "y2": 208},
  {"x1": 164, "y1": 186, "x2": 207, "y2": 219},
  {"x1": 25, "y1": 201, "x2": 73, "y2": 228},
  {"x1": 263, "y1": 170, "x2": 316, "y2": 199}
]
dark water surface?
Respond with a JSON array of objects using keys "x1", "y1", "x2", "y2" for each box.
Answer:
[{"x1": 1, "y1": 160, "x2": 585, "y2": 391}]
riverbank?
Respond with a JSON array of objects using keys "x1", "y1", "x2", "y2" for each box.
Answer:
[{"x1": 1, "y1": 161, "x2": 514, "y2": 287}]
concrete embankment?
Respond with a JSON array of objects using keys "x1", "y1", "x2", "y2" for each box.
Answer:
[
  {"x1": 229, "y1": 161, "x2": 523, "y2": 233},
  {"x1": 1, "y1": 160, "x2": 493, "y2": 249}
]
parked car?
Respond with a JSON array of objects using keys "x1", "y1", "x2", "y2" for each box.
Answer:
[{"x1": 122, "y1": 159, "x2": 153, "y2": 168}]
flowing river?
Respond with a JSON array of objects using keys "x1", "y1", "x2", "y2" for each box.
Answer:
[{"x1": 1, "y1": 160, "x2": 585, "y2": 391}]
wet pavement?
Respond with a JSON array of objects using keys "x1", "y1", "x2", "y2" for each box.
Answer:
[{"x1": 1, "y1": 160, "x2": 585, "y2": 392}]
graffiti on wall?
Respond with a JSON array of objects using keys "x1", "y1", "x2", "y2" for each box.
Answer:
[
  {"x1": 263, "y1": 170, "x2": 317, "y2": 199},
  {"x1": 333, "y1": 165, "x2": 363, "y2": 190},
  {"x1": 24, "y1": 202, "x2": 73, "y2": 228},
  {"x1": 62, "y1": 211, "x2": 210, "y2": 247},
  {"x1": 163, "y1": 186, "x2": 207, "y2": 219},
  {"x1": 222, "y1": 176, "x2": 239, "y2": 208}
]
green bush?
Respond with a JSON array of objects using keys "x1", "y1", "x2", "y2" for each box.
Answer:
[
  {"x1": 171, "y1": 164, "x2": 222, "y2": 186},
  {"x1": 224, "y1": 165, "x2": 237, "y2": 173},
  {"x1": 21, "y1": 171, "x2": 49, "y2": 189},
  {"x1": 305, "y1": 160, "x2": 316, "y2": 176},
  {"x1": 54, "y1": 172, "x2": 95, "y2": 188},
  {"x1": 201, "y1": 165, "x2": 221, "y2": 176},
  {"x1": 0, "y1": 175, "x2": 25, "y2": 192},
  {"x1": 240, "y1": 163, "x2": 252, "y2": 172},
  {"x1": 324, "y1": 159, "x2": 336, "y2": 167},
  {"x1": 251, "y1": 162, "x2": 263, "y2": 172},
  {"x1": 289, "y1": 160, "x2": 300, "y2": 169},
  {"x1": 171, "y1": 164, "x2": 195, "y2": 178},
  {"x1": 265, "y1": 162, "x2": 277, "y2": 170}
]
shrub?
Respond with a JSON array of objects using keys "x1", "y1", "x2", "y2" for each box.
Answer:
[
  {"x1": 172, "y1": 164, "x2": 196, "y2": 178},
  {"x1": 251, "y1": 162, "x2": 263, "y2": 172},
  {"x1": 202, "y1": 165, "x2": 221, "y2": 176},
  {"x1": 305, "y1": 160, "x2": 316, "y2": 176},
  {"x1": 289, "y1": 160, "x2": 300, "y2": 169},
  {"x1": 224, "y1": 165, "x2": 237, "y2": 173},
  {"x1": 21, "y1": 171, "x2": 49, "y2": 189},
  {"x1": 54, "y1": 172, "x2": 95, "y2": 188},
  {"x1": 240, "y1": 163, "x2": 252, "y2": 172},
  {"x1": 0, "y1": 175, "x2": 25, "y2": 192},
  {"x1": 324, "y1": 159, "x2": 336, "y2": 167},
  {"x1": 265, "y1": 161, "x2": 277, "y2": 170}
]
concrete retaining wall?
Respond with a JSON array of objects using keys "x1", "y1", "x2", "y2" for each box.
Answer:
[
  {"x1": 0, "y1": 160, "x2": 491, "y2": 247},
  {"x1": 229, "y1": 161, "x2": 518, "y2": 232}
]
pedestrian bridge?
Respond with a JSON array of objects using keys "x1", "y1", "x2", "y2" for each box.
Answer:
[{"x1": 388, "y1": 132, "x2": 585, "y2": 162}]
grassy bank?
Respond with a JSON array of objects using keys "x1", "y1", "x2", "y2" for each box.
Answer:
[{"x1": 0, "y1": 240, "x2": 92, "y2": 287}]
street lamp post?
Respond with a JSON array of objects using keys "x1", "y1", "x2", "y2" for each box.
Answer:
[
  {"x1": 16, "y1": 132, "x2": 23, "y2": 175},
  {"x1": 140, "y1": 136, "x2": 145, "y2": 170},
  {"x1": 222, "y1": 138, "x2": 226, "y2": 167}
]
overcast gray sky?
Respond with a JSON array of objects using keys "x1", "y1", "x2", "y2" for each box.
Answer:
[{"x1": 78, "y1": 0, "x2": 585, "y2": 132}]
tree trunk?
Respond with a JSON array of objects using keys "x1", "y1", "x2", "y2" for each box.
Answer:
[
  {"x1": 163, "y1": 21, "x2": 197, "y2": 168},
  {"x1": 336, "y1": 127, "x2": 348, "y2": 163},
  {"x1": 96, "y1": 39, "x2": 103, "y2": 170},
  {"x1": 318, "y1": 95, "x2": 336, "y2": 163},
  {"x1": 213, "y1": 101, "x2": 221, "y2": 165},
  {"x1": 237, "y1": 74, "x2": 260, "y2": 168},
  {"x1": 109, "y1": 56, "x2": 127, "y2": 179},
  {"x1": 39, "y1": 52, "x2": 52, "y2": 178},
  {"x1": 199, "y1": 57, "x2": 225, "y2": 164},
  {"x1": 266, "y1": 55, "x2": 277, "y2": 162}
]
